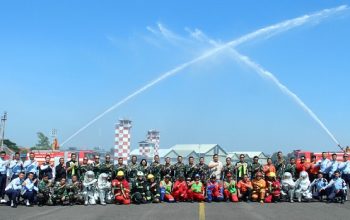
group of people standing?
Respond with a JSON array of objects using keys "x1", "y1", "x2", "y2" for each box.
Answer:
[{"x1": 0, "y1": 150, "x2": 349, "y2": 208}]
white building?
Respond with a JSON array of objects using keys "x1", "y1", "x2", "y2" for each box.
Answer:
[{"x1": 227, "y1": 151, "x2": 269, "y2": 164}]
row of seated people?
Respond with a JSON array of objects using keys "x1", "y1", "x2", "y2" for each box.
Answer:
[{"x1": 3, "y1": 169, "x2": 347, "y2": 208}]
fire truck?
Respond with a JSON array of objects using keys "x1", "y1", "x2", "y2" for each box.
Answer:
[{"x1": 28, "y1": 149, "x2": 96, "y2": 166}]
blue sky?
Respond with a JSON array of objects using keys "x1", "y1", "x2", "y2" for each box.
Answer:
[{"x1": 1, "y1": 0, "x2": 350, "y2": 154}]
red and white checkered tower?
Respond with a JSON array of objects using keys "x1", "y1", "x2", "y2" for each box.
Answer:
[
  {"x1": 114, "y1": 119, "x2": 132, "y2": 164},
  {"x1": 147, "y1": 130, "x2": 160, "y2": 156},
  {"x1": 139, "y1": 141, "x2": 151, "y2": 157}
]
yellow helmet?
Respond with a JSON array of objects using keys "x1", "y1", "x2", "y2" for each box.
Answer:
[
  {"x1": 147, "y1": 174, "x2": 155, "y2": 180},
  {"x1": 117, "y1": 171, "x2": 124, "y2": 177},
  {"x1": 267, "y1": 172, "x2": 276, "y2": 178}
]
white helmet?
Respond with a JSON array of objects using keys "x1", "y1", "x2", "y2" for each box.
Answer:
[
  {"x1": 137, "y1": 171, "x2": 144, "y2": 177},
  {"x1": 300, "y1": 171, "x2": 308, "y2": 179},
  {"x1": 283, "y1": 172, "x2": 292, "y2": 180},
  {"x1": 84, "y1": 170, "x2": 95, "y2": 182},
  {"x1": 86, "y1": 170, "x2": 95, "y2": 178}
]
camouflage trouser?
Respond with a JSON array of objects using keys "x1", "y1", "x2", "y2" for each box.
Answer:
[
  {"x1": 37, "y1": 192, "x2": 53, "y2": 206},
  {"x1": 68, "y1": 192, "x2": 84, "y2": 205},
  {"x1": 52, "y1": 194, "x2": 69, "y2": 205}
]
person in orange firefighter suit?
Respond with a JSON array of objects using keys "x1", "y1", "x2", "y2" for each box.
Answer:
[
  {"x1": 264, "y1": 172, "x2": 281, "y2": 203},
  {"x1": 187, "y1": 174, "x2": 205, "y2": 202},
  {"x1": 251, "y1": 172, "x2": 266, "y2": 203},
  {"x1": 111, "y1": 171, "x2": 131, "y2": 205},
  {"x1": 206, "y1": 174, "x2": 224, "y2": 202},
  {"x1": 172, "y1": 174, "x2": 188, "y2": 202},
  {"x1": 223, "y1": 173, "x2": 239, "y2": 202}
]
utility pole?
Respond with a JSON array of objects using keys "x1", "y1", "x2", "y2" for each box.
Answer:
[{"x1": 0, "y1": 112, "x2": 7, "y2": 149}]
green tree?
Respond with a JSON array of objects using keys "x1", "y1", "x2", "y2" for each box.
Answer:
[
  {"x1": 3, "y1": 139, "x2": 20, "y2": 152},
  {"x1": 32, "y1": 132, "x2": 51, "y2": 150}
]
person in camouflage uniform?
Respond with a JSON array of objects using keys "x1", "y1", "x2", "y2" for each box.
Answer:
[
  {"x1": 37, "y1": 174, "x2": 53, "y2": 206},
  {"x1": 172, "y1": 156, "x2": 186, "y2": 181},
  {"x1": 161, "y1": 157, "x2": 172, "y2": 180},
  {"x1": 274, "y1": 151, "x2": 286, "y2": 180},
  {"x1": 138, "y1": 159, "x2": 150, "y2": 177},
  {"x1": 195, "y1": 157, "x2": 209, "y2": 184},
  {"x1": 114, "y1": 157, "x2": 128, "y2": 180},
  {"x1": 67, "y1": 175, "x2": 84, "y2": 205},
  {"x1": 249, "y1": 156, "x2": 263, "y2": 180},
  {"x1": 100, "y1": 154, "x2": 114, "y2": 180},
  {"x1": 91, "y1": 155, "x2": 102, "y2": 178},
  {"x1": 78, "y1": 156, "x2": 91, "y2": 181},
  {"x1": 127, "y1": 156, "x2": 139, "y2": 184},
  {"x1": 285, "y1": 157, "x2": 297, "y2": 180},
  {"x1": 222, "y1": 157, "x2": 236, "y2": 181},
  {"x1": 185, "y1": 156, "x2": 197, "y2": 180},
  {"x1": 52, "y1": 177, "x2": 69, "y2": 205},
  {"x1": 149, "y1": 155, "x2": 162, "y2": 183}
]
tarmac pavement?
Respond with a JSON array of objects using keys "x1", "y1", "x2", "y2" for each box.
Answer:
[{"x1": 0, "y1": 201, "x2": 349, "y2": 220}]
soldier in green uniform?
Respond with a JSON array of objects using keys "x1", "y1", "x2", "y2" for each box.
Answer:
[
  {"x1": 222, "y1": 157, "x2": 236, "y2": 181},
  {"x1": 91, "y1": 155, "x2": 102, "y2": 178},
  {"x1": 185, "y1": 156, "x2": 197, "y2": 180},
  {"x1": 161, "y1": 157, "x2": 172, "y2": 180},
  {"x1": 149, "y1": 155, "x2": 162, "y2": 183},
  {"x1": 138, "y1": 159, "x2": 150, "y2": 177},
  {"x1": 78, "y1": 157, "x2": 91, "y2": 181},
  {"x1": 249, "y1": 156, "x2": 263, "y2": 180},
  {"x1": 172, "y1": 156, "x2": 186, "y2": 181},
  {"x1": 274, "y1": 151, "x2": 286, "y2": 180},
  {"x1": 114, "y1": 157, "x2": 128, "y2": 180},
  {"x1": 100, "y1": 154, "x2": 114, "y2": 180},
  {"x1": 67, "y1": 175, "x2": 84, "y2": 205},
  {"x1": 52, "y1": 177, "x2": 69, "y2": 205},
  {"x1": 128, "y1": 156, "x2": 139, "y2": 184},
  {"x1": 285, "y1": 157, "x2": 297, "y2": 180},
  {"x1": 37, "y1": 174, "x2": 53, "y2": 206},
  {"x1": 195, "y1": 157, "x2": 209, "y2": 184}
]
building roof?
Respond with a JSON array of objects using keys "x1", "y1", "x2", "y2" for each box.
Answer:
[
  {"x1": 174, "y1": 149, "x2": 199, "y2": 157},
  {"x1": 130, "y1": 149, "x2": 141, "y2": 156},
  {"x1": 170, "y1": 144, "x2": 219, "y2": 154},
  {"x1": 227, "y1": 151, "x2": 267, "y2": 159},
  {"x1": 158, "y1": 149, "x2": 174, "y2": 157}
]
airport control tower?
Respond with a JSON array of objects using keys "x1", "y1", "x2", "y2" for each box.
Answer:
[
  {"x1": 147, "y1": 129, "x2": 160, "y2": 156},
  {"x1": 114, "y1": 119, "x2": 132, "y2": 164}
]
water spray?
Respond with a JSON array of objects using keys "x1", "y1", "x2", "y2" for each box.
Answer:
[
  {"x1": 61, "y1": 5, "x2": 348, "y2": 146},
  {"x1": 194, "y1": 30, "x2": 342, "y2": 149}
]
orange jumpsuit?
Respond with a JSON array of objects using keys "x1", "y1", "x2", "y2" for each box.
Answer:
[{"x1": 252, "y1": 178, "x2": 266, "y2": 201}]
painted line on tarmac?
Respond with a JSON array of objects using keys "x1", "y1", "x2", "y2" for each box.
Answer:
[{"x1": 199, "y1": 202, "x2": 205, "y2": 220}]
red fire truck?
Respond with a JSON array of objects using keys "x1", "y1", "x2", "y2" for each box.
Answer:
[{"x1": 28, "y1": 149, "x2": 96, "y2": 166}]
